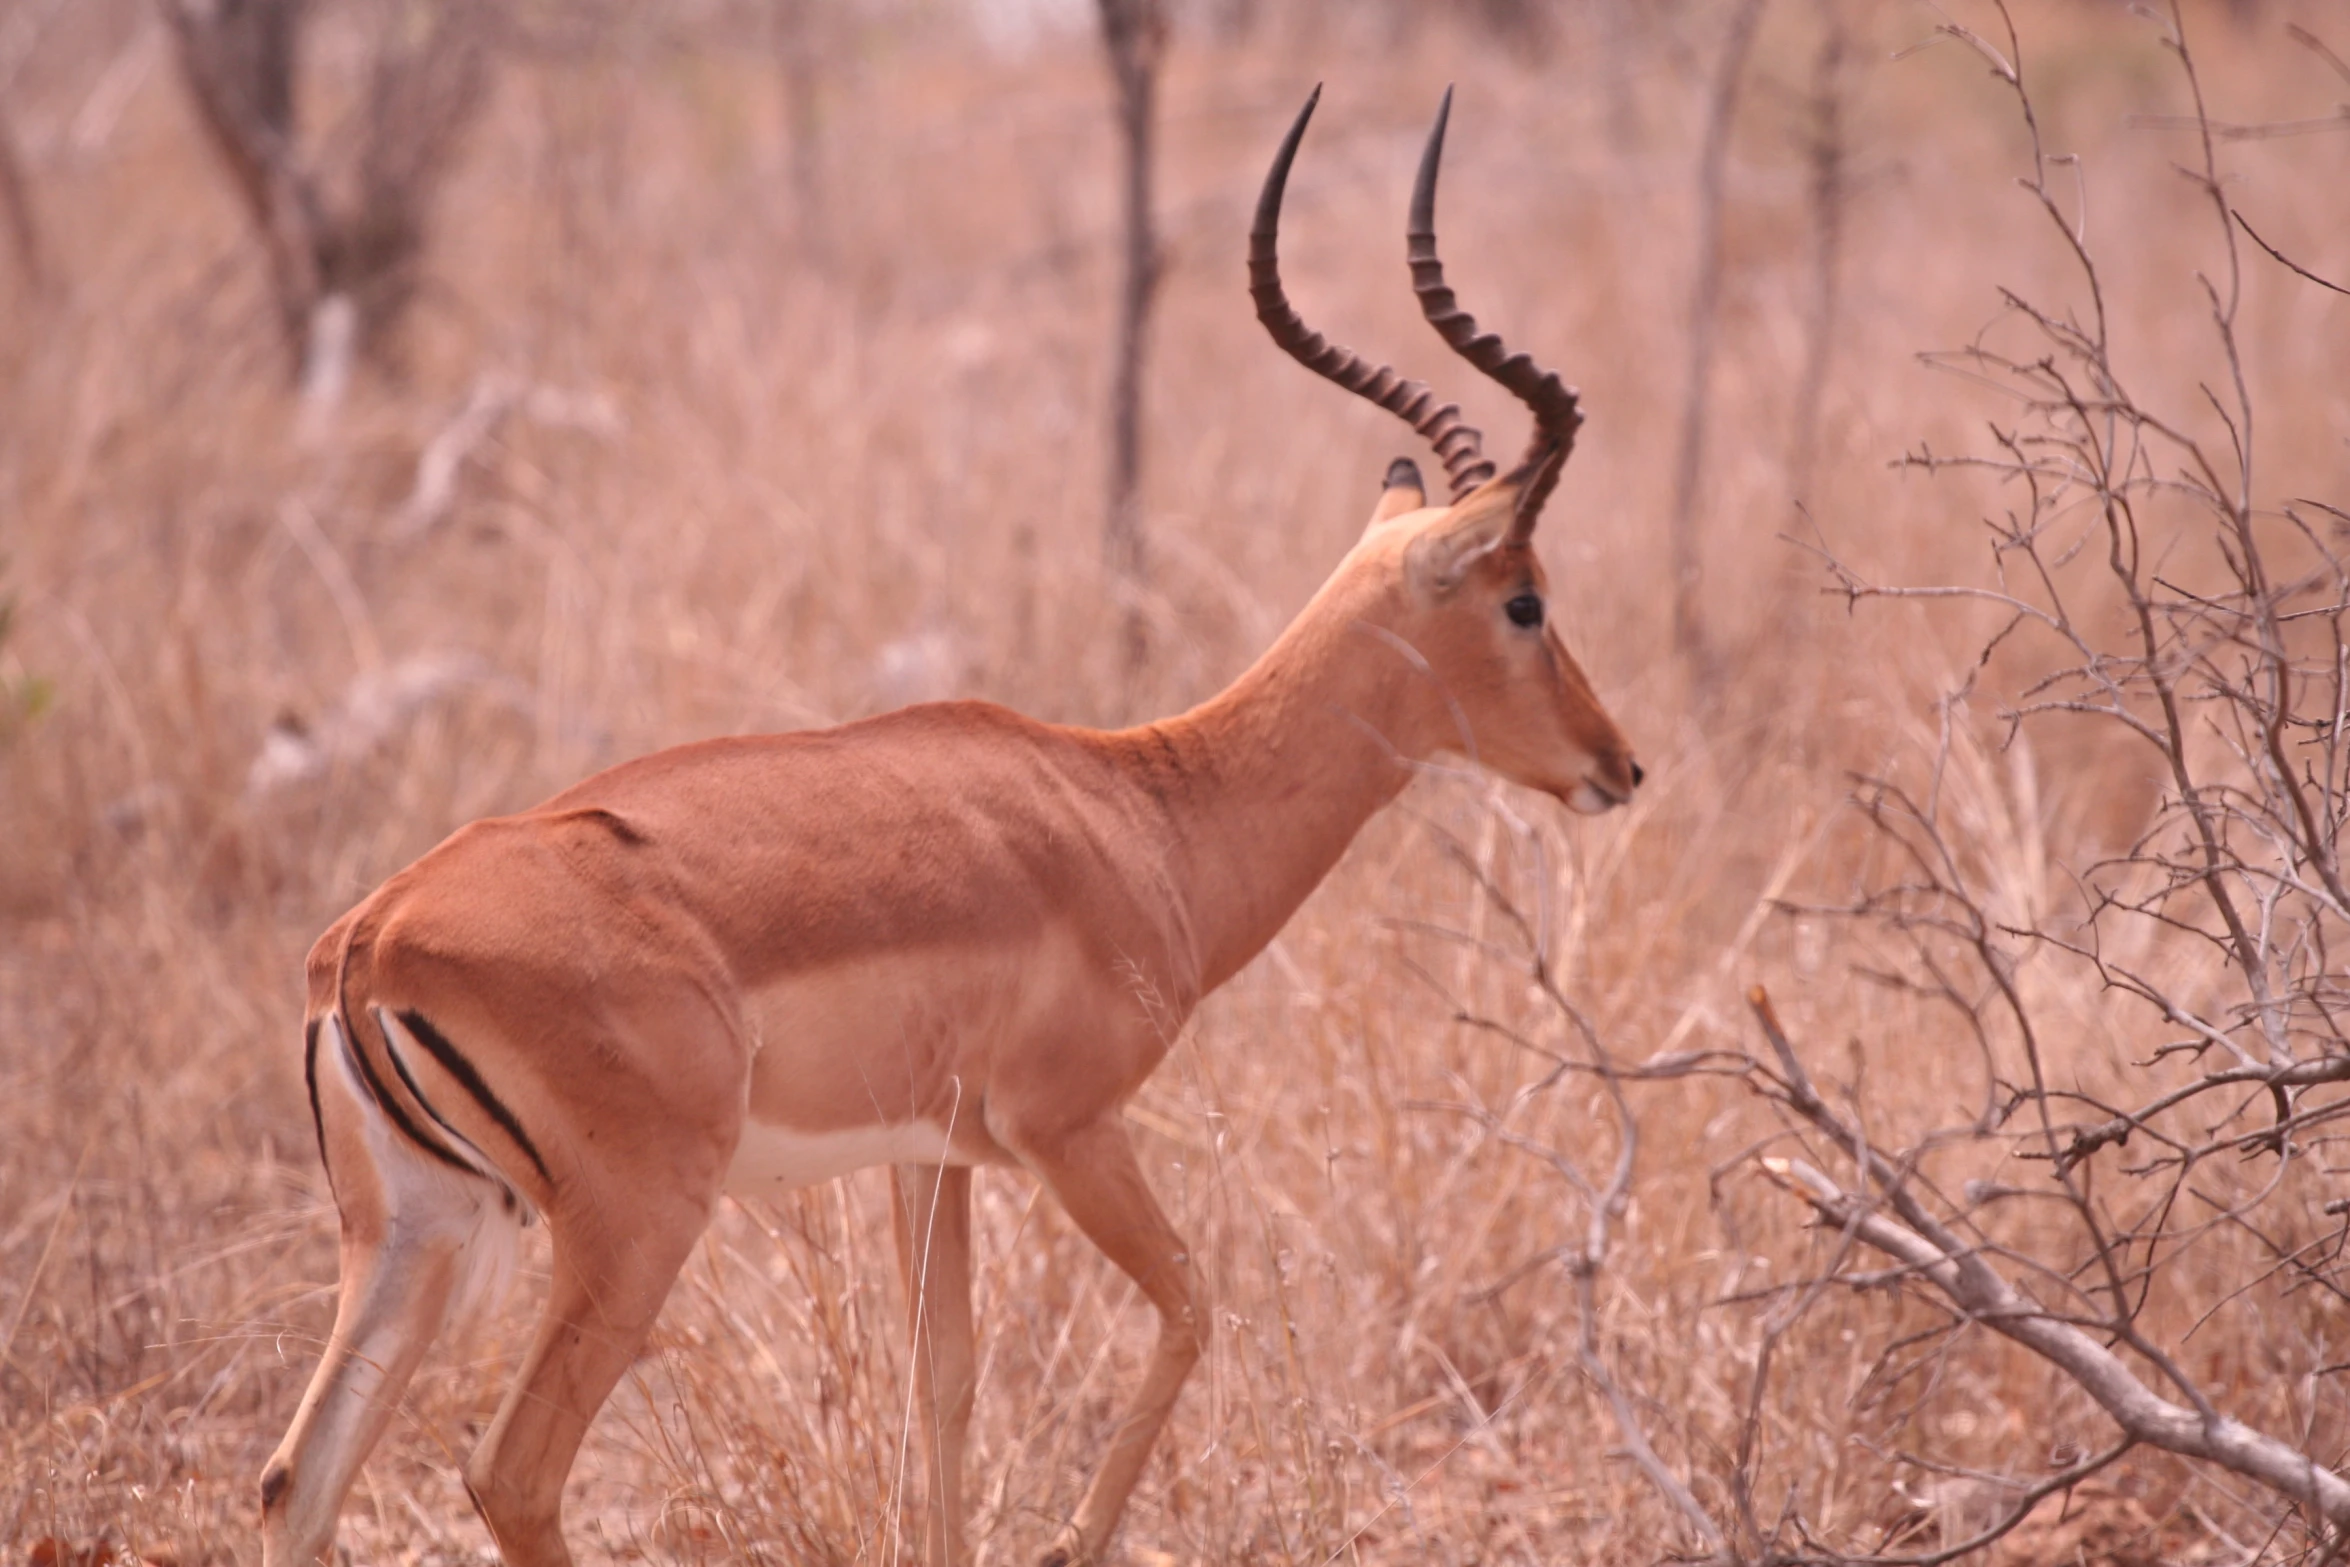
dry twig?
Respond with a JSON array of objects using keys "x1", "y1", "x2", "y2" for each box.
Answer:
[{"x1": 1728, "y1": 3, "x2": 2350, "y2": 1556}]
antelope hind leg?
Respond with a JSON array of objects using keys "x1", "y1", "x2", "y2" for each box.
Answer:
[{"x1": 260, "y1": 1020, "x2": 517, "y2": 1566}]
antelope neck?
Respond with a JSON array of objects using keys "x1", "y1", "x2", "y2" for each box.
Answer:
[{"x1": 1129, "y1": 567, "x2": 1423, "y2": 994}]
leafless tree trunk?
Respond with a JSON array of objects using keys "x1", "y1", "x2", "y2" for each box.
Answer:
[
  {"x1": 1473, "y1": 0, "x2": 1553, "y2": 56},
  {"x1": 0, "y1": 85, "x2": 40, "y2": 290},
  {"x1": 1667, "y1": 0, "x2": 1766, "y2": 678},
  {"x1": 161, "y1": 0, "x2": 489, "y2": 403},
  {"x1": 1785, "y1": 0, "x2": 1852, "y2": 506},
  {"x1": 773, "y1": 0, "x2": 826, "y2": 265},
  {"x1": 1598, "y1": 0, "x2": 1641, "y2": 153},
  {"x1": 1096, "y1": 0, "x2": 1164, "y2": 669},
  {"x1": 163, "y1": 0, "x2": 323, "y2": 363}
]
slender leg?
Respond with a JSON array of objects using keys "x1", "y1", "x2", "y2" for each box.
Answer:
[
  {"x1": 259, "y1": 1210, "x2": 469, "y2": 1566},
  {"x1": 462, "y1": 1201, "x2": 709, "y2": 1567},
  {"x1": 892, "y1": 1164, "x2": 977, "y2": 1567},
  {"x1": 1014, "y1": 1119, "x2": 1202, "y2": 1567},
  {"x1": 261, "y1": 1020, "x2": 504, "y2": 1567}
]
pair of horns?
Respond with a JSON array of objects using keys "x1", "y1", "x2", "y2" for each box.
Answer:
[{"x1": 1249, "y1": 86, "x2": 1583, "y2": 525}]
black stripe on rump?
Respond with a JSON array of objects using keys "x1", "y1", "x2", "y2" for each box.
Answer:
[
  {"x1": 339, "y1": 1009, "x2": 480, "y2": 1179},
  {"x1": 398, "y1": 1009, "x2": 553, "y2": 1185},
  {"x1": 302, "y1": 1019, "x2": 332, "y2": 1183},
  {"x1": 379, "y1": 1012, "x2": 494, "y2": 1168}
]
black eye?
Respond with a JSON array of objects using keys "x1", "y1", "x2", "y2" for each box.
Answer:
[{"x1": 1504, "y1": 593, "x2": 1544, "y2": 629}]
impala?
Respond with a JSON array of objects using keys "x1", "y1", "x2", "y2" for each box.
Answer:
[{"x1": 258, "y1": 86, "x2": 1640, "y2": 1567}]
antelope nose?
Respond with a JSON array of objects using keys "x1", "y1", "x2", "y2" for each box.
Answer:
[{"x1": 1630, "y1": 760, "x2": 1646, "y2": 789}]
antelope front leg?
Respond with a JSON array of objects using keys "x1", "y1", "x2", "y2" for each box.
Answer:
[
  {"x1": 891, "y1": 1163, "x2": 977, "y2": 1567},
  {"x1": 1015, "y1": 1118, "x2": 1202, "y2": 1567}
]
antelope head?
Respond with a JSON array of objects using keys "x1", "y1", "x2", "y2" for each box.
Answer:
[{"x1": 1251, "y1": 86, "x2": 1642, "y2": 815}]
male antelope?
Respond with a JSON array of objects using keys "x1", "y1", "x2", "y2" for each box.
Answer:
[{"x1": 259, "y1": 87, "x2": 1641, "y2": 1567}]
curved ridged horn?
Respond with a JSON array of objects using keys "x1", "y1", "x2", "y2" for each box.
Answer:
[
  {"x1": 1250, "y1": 86, "x2": 1496, "y2": 500},
  {"x1": 1410, "y1": 85, "x2": 1584, "y2": 526}
]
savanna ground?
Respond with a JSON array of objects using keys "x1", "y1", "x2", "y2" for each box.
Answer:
[{"x1": 3, "y1": 0, "x2": 2348, "y2": 1562}]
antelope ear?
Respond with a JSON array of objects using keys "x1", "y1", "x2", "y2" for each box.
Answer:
[
  {"x1": 1405, "y1": 466, "x2": 1527, "y2": 595},
  {"x1": 1366, "y1": 457, "x2": 1427, "y2": 530}
]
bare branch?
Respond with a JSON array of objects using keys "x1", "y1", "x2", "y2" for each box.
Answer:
[
  {"x1": 2233, "y1": 209, "x2": 2350, "y2": 298},
  {"x1": 1759, "y1": 1150, "x2": 2350, "y2": 1531}
]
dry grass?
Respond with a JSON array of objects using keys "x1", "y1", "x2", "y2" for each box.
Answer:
[{"x1": 3, "y1": 1, "x2": 2347, "y2": 1562}]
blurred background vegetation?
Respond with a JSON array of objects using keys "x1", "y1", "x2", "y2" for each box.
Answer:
[{"x1": 1, "y1": 1, "x2": 2345, "y2": 1562}]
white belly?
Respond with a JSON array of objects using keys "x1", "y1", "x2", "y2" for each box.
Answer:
[{"x1": 723, "y1": 1118, "x2": 973, "y2": 1195}]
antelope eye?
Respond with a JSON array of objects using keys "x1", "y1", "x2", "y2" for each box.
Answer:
[{"x1": 1504, "y1": 593, "x2": 1544, "y2": 629}]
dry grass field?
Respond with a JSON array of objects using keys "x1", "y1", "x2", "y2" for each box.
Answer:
[{"x1": 3, "y1": 0, "x2": 2348, "y2": 1562}]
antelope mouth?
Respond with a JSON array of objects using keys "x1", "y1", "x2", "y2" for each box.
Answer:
[{"x1": 1564, "y1": 777, "x2": 1630, "y2": 815}]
